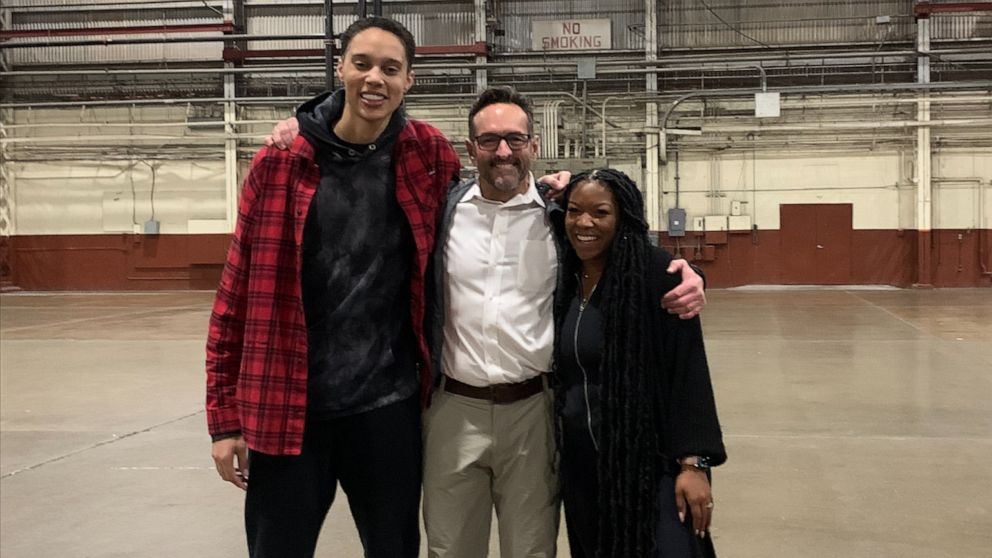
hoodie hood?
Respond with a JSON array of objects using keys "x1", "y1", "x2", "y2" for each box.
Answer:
[{"x1": 296, "y1": 89, "x2": 407, "y2": 157}]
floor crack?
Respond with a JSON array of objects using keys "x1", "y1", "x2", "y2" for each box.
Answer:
[{"x1": 1, "y1": 410, "x2": 205, "y2": 479}]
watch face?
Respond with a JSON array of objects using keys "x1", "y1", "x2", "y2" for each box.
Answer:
[{"x1": 680, "y1": 456, "x2": 711, "y2": 469}]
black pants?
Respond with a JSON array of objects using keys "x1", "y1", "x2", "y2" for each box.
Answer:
[
  {"x1": 245, "y1": 395, "x2": 422, "y2": 558},
  {"x1": 560, "y1": 428, "x2": 715, "y2": 558}
]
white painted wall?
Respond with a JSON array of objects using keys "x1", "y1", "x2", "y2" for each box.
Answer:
[
  {"x1": 933, "y1": 151, "x2": 992, "y2": 230},
  {"x1": 654, "y1": 149, "x2": 991, "y2": 232},
  {"x1": 3, "y1": 104, "x2": 990, "y2": 235},
  {"x1": 11, "y1": 161, "x2": 226, "y2": 235}
]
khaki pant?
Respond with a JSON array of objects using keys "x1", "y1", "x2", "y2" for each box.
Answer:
[{"x1": 422, "y1": 380, "x2": 558, "y2": 558}]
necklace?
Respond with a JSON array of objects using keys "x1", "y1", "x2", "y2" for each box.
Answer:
[{"x1": 578, "y1": 272, "x2": 599, "y2": 311}]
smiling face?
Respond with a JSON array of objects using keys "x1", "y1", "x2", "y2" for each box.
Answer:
[
  {"x1": 565, "y1": 179, "x2": 619, "y2": 271},
  {"x1": 465, "y1": 102, "x2": 538, "y2": 202},
  {"x1": 335, "y1": 27, "x2": 414, "y2": 140}
]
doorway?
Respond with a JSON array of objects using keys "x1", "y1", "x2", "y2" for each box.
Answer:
[{"x1": 779, "y1": 204, "x2": 853, "y2": 284}]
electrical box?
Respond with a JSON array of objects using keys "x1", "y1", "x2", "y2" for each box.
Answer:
[
  {"x1": 668, "y1": 208, "x2": 686, "y2": 237},
  {"x1": 728, "y1": 215, "x2": 752, "y2": 230},
  {"x1": 577, "y1": 58, "x2": 597, "y2": 80},
  {"x1": 755, "y1": 92, "x2": 781, "y2": 118},
  {"x1": 143, "y1": 219, "x2": 160, "y2": 235},
  {"x1": 704, "y1": 215, "x2": 727, "y2": 232},
  {"x1": 731, "y1": 201, "x2": 743, "y2": 216},
  {"x1": 692, "y1": 216, "x2": 705, "y2": 231}
]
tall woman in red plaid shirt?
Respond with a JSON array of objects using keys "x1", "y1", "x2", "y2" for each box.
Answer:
[{"x1": 206, "y1": 17, "x2": 460, "y2": 558}]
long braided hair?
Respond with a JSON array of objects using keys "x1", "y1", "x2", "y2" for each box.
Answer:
[{"x1": 554, "y1": 168, "x2": 660, "y2": 557}]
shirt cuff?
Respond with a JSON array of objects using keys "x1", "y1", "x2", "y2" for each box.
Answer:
[{"x1": 210, "y1": 431, "x2": 242, "y2": 443}]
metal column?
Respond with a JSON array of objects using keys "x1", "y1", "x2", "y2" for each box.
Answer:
[
  {"x1": 324, "y1": 0, "x2": 335, "y2": 90},
  {"x1": 1, "y1": 4, "x2": 17, "y2": 285},
  {"x1": 474, "y1": 0, "x2": 488, "y2": 91},
  {"x1": 916, "y1": 16, "x2": 933, "y2": 286},
  {"x1": 644, "y1": 0, "x2": 660, "y2": 229},
  {"x1": 224, "y1": 0, "x2": 239, "y2": 231}
]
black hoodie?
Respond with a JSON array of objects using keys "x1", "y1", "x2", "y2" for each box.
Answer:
[{"x1": 297, "y1": 90, "x2": 418, "y2": 419}]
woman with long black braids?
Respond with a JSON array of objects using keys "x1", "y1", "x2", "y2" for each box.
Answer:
[{"x1": 554, "y1": 168, "x2": 726, "y2": 557}]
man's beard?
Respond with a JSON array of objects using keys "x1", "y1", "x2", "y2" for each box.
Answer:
[{"x1": 481, "y1": 157, "x2": 526, "y2": 193}]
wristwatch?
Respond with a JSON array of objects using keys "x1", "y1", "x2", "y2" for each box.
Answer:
[{"x1": 678, "y1": 455, "x2": 711, "y2": 471}]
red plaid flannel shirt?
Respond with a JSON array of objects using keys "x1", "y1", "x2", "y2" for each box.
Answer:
[{"x1": 206, "y1": 118, "x2": 461, "y2": 455}]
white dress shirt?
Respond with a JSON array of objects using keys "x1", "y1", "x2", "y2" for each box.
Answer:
[{"x1": 441, "y1": 175, "x2": 557, "y2": 387}]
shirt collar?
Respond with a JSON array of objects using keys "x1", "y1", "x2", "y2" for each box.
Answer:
[{"x1": 461, "y1": 173, "x2": 546, "y2": 208}]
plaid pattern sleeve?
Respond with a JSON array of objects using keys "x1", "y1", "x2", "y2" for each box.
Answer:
[
  {"x1": 205, "y1": 143, "x2": 317, "y2": 453},
  {"x1": 205, "y1": 149, "x2": 264, "y2": 437}
]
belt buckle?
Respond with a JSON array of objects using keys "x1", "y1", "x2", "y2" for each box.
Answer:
[{"x1": 490, "y1": 383, "x2": 511, "y2": 404}]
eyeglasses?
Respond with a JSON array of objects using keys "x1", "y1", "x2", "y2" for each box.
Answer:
[{"x1": 472, "y1": 133, "x2": 532, "y2": 151}]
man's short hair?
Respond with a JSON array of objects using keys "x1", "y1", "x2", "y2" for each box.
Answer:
[
  {"x1": 468, "y1": 86, "x2": 535, "y2": 137},
  {"x1": 340, "y1": 16, "x2": 417, "y2": 70}
]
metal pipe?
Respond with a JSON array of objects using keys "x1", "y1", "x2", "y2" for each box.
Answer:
[
  {"x1": 1, "y1": 50, "x2": 986, "y2": 72},
  {"x1": 0, "y1": 34, "x2": 486, "y2": 54},
  {"x1": 225, "y1": 43, "x2": 487, "y2": 60},
  {"x1": 660, "y1": 80, "x2": 992, "y2": 132},
  {"x1": 3, "y1": 119, "x2": 287, "y2": 130},
  {"x1": 496, "y1": 46, "x2": 990, "y2": 63},
  {"x1": 0, "y1": 33, "x2": 325, "y2": 49},
  {"x1": 0, "y1": 23, "x2": 233, "y2": 40},
  {"x1": 0, "y1": 62, "x2": 578, "y2": 77},
  {"x1": 15, "y1": 120, "x2": 992, "y2": 143},
  {"x1": 5, "y1": 51, "x2": 984, "y2": 77},
  {"x1": 622, "y1": 93, "x2": 992, "y2": 111},
  {"x1": 601, "y1": 96, "x2": 618, "y2": 159},
  {"x1": 702, "y1": 118, "x2": 992, "y2": 132},
  {"x1": 0, "y1": 62, "x2": 785, "y2": 79},
  {"x1": 5, "y1": 0, "x2": 225, "y2": 12},
  {"x1": 4, "y1": 81, "x2": 989, "y2": 113}
]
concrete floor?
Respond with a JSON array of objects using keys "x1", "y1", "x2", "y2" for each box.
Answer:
[{"x1": 1, "y1": 288, "x2": 990, "y2": 558}]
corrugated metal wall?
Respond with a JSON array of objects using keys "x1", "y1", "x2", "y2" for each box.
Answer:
[
  {"x1": 6, "y1": 2, "x2": 222, "y2": 65},
  {"x1": 246, "y1": 1, "x2": 475, "y2": 51},
  {"x1": 9, "y1": 39, "x2": 222, "y2": 67},
  {"x1": 930, "y1": 12, "x2": 992, "y2": 40},
  {"x1": 660, "y1": 0, "x2": 916, "y2": 49},
  {"x1": 386, "y1": 2, "x2": 476, "y2": 47},
  {"x1": 246, "y1": 7, "x2": 340, "y2": 53}
]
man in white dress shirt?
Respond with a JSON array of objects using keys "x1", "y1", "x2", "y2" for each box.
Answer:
[{"x1": 423, "y1": 86, "x2": 705, "y2": 557}]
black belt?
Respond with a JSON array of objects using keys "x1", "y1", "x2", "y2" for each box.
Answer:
[{"x1": 443, "y1": 374, "x2": 547, "y2": 404}]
